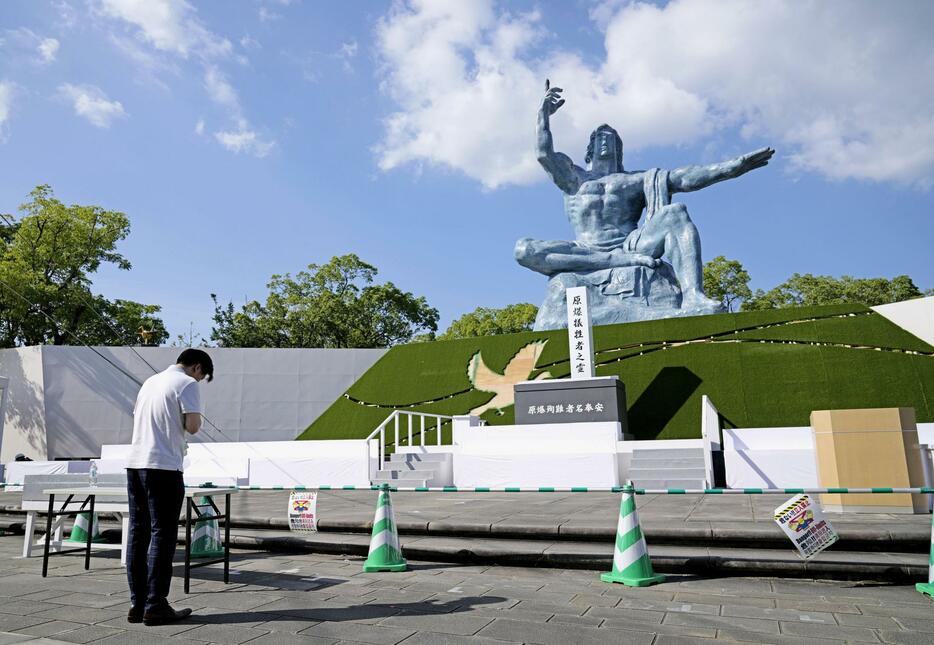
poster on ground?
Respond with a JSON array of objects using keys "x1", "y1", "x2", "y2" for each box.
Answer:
[
  {"x1": 773, "y1": 493, "x2": 838, "y2": 559},
  {"x1": 288, "y1": 491, "x2": 318, "y2": 533}
]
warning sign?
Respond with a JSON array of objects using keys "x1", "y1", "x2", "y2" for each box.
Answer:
[
  {"x1": 773, "y1": 494, "x2": 838, "y2": 559},
  {"x1": 288, "y1": 492, "x2": 318, "y2": 533}
]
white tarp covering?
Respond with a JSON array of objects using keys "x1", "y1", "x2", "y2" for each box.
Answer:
[
  {"x1": 3, "y1": 460, "x2": 90, "y2": 490},
  {"x1": 454, "y1": 422, "x2": 620, "y2": 487},
  {"x1": 723, "y1": 427, "x2": 819, "y2": 488},
  {"x1": 100, "y1": 440, "x2": 370, "y2": 488}
]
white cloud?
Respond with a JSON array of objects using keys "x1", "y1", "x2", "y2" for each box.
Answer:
[
  {"x1": 38, "y1": 38, "x2": 60, "y2": 64},
  {"x1": 258, "y1": 7, "x2": 280, "y2": 22},
  {"x1": 96, "y1": 0, "x2": 232, "y2": 59},
  {"x1": 376, "y1": 0, "x2": 934, "y2": 189},
  {"x1": 203, "y1": 65, "x2": 239, "y2": 110},
  {"x1": 194, "y1": 118, "x2": 205, "y2": 135},
  {"x1": 58, "y1": 83, "x2": 128, "y2": 128},
  {"x1": 0, "y1": 81, "x2": 14, "y2": 141},
  {"x1": 214, "y1": 120, "x2": 274, "y2": 157}
]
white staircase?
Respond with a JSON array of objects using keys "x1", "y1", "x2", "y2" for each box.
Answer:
[
  {"x1": 371, "y1": 452, "x2": 453, "y2": 487},
  {"x1": 629, "y1": 447, "x2": 707, "y2": 489}
]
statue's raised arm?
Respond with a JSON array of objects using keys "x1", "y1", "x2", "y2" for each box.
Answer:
[
  {"x1": 668, "y1": 147, "x2": 775, "y2": 193},
  {"x1": 536, "y1": 80, "x2": 583, "y2": 194}
]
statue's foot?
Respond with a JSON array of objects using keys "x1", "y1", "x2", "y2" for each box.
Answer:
[{"x1": 681, "y1": 291, "x2": 724, "y2": 313}]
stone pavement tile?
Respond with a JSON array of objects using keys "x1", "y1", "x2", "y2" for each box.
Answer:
[
  {"x1": 300, "y1": 621, "x2": 415, "y2": 644},
  {"x1": 600, "y1": 619, "x2": 717, "y2": 639},
  {"x1": 479, "y1": 586, "x2": 574, "y2": 605},
  {"x1": 892, "y1": 616, "x2": 934, "y2": 633},
  {"x1": 598, "y1": 585, "x2": 677, "y2": 601},
  {"x1": 48, "y1": 625, "x2": 125, "y2": 644},
  {"x1": 18, "y1": 590, "x2": 74, "y2": 603},
  {"x1": 675, "y1": 577, "x2": 774, "y2": 595},
  {"x1": 360, "y1": 589, "x2": 436, "y2": 604},
  {"x1": 878, "y1": 631, "x2": 934, "y2": 645},
  {"x1": 856, "y1": 603, "x2": 934, "y2": 620},
  {"x1": 663, "y1": 612, "x2": 780, "y2": 635},
  {"x1": 378, "y1": 613, "x2": 492, "y2": 635},
  {"x1": 477, "y1": 617, "x2": 655, "y2": 645},
  {"x1": 95, "y1": 616, "x2": 201, "y2": 638},
  {"x1": 181, "y1": 624, "x2": 272, "y2": 644},
  {"x1": 0, "y1": 600, "x2": 64, "y2": 616},
  {"x1": 653, "y1": 636, "x2": 718, "y2": 645},
  {"x1": 568, "y1": 592, "x2": 620, "y2": 608},
  {"x1": 614, "y1": 598, "x2": 721, "y2": 616},
  {"x1": 43, "y1": 592, "x2": 128, "y2": 609},
  {"x1": 835, "y1": 613, "x2": 904, "y2": 629},
  {"x1": 510, "y1": 599, "x2": 586, "y2": 617},
  {"x1": 673, "y1": 591, "x2": 774, "y2": 608},
  {"x1": 0, "y1": 616, "x2": 52, "y2": 633},
  {"x1": 717, "y1": 628, "x2": 839, "y2": 644},
  {"x1": 428, "y1": 593, "x2": 517, "y2": 611},
  {"x1": 29, "y1": 605, "x2": 125, "y2": 625},
  {"x1": 720, "y1": 604, "x2": 836, "y2": 624},
  {"x1": 252, "y1": 615, "x2": 324, "y2": 633},
  {"x1": 0, "y1": 632, "x2": 40, "y2": 645},
  {"x1": 177, "y1": 590, "x2": 283, "y2": 611},
  {"x1": 469, "y1": 606, "x2": 554, "y2": 623},
  {"x1": 395, "y1": 632, "x2": 521, "y2": 645},
  {"x1": 547, "y1": 613, "x2": 603, "y2": 627},
  {"x1": 92, "y1": 631, "x2": 208, "y2": 645},
  {"x1": 246, "y1": 633, "x2": 337, "y2": 645},
  {"x1": 773, "y1": 598, "x2": 861, "y2": 613},
  {"x1": 12, "y1": 621, "x2": 84, "y2": 638},
  {"x1": 584, "y1": 605, "x2": 665, "y2": 623},
  {"x1": 778, "y1": 620, "x2": 882, "y2": 642}
]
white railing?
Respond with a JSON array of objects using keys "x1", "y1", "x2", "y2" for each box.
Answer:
[{"x1": 366, "y1": 410, "x2": 455, "y2": 479}]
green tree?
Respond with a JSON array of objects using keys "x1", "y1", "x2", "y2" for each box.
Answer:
[
  {"x1": 743, "y1": 273, "x2": 923, "y2": 310},
  {"x1": 211, "y1": 254, "x2": 439, "y2": 348},
  {"x1": 440, "y1": 303, "x2": 539, "y2": 339},
  {"x1": 0, "y1": 185, "x2": 167, "y2": 347},
  {"x1": 702, "y1": 256, "x2": 752, "y2": 312}
]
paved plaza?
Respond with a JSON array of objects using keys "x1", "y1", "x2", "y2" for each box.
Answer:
[{"x1": 0, "y1": 530, "x2": 932, "y2": 645}]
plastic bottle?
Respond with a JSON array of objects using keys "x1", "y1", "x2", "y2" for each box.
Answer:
[{"x1": 89, "y1": 460, "x2": 98, "y2": 488}]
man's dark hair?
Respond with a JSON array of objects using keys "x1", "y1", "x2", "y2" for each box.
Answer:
[
  {"x1": 176, "y1": 348, "x2": 214, "y2": 382},
  {"x1": 585, "y1": 124, "x2": 623, "y2": 171}
]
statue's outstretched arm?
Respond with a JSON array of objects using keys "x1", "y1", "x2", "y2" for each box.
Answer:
[
  {"x1": 537, "y1": 81, "x2": 583, "y2": 194},
  {"x1": 669, "y1": 147, "x2": 775, "y2": 193}
]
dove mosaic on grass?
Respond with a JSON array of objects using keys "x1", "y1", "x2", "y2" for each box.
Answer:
[{"x1": 298, "y1": 304, "x2": 934, "y2": 443}]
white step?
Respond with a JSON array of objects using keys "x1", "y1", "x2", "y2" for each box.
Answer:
[
  {"x1": 631, "y1": 448, "x2": 704, "y2": 460},
  {"x1": 629, "y1": 467, "x2": 707, "y2": 480},
  {"x1": 629, "y1": 458, "x2": 706, "y2": 469},
  {"x1": 631, "y1": 479, "x2": 707, "y2": 489},
  {"x1": 376, "y1": 469, "x2": 436, "y2": 481},
  {"x1": 388, "y1": 453, "x2": 451, "y2": 464},
  {"x1": 371, "y1": 477, "x2": 427, "y2": 487}
]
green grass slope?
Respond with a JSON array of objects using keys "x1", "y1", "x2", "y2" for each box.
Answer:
[{"x1": 299, "y1": 304, "x2": 934, "y2": 442}]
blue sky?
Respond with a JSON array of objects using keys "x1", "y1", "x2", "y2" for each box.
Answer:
[{"x1": 1, "y1": 0, "x2": 932, "y2": 343}]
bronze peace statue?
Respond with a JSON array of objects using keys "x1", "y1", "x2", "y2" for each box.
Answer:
[{"x1": 516, "y1": 80, "x2": 774, "y2": 330}]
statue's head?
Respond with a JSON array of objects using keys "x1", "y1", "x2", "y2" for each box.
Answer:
[{"x1": 585, "y1": 124, "x2": 623, "y2": 172}]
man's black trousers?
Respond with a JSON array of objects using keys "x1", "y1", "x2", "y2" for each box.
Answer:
[{"x1": 126, "y1": 468, "x2": 185, "y2": 611}]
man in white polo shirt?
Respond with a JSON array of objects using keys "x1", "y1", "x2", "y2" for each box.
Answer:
[{"x1": 125, "y1": 349, "x2": 213, "y2": 626}]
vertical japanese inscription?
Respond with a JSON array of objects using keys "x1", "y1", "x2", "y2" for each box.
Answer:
[{"x1": 566, "y1": 286, "x2": 595, "y2": 379}]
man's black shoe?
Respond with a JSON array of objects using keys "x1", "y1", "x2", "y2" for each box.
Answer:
[
  {"x1": 127, "y1": 606, "x2": 144, "y2": 624},
  {"x1": 142, "y1": 605, "x2": 192, "y2": 626}
]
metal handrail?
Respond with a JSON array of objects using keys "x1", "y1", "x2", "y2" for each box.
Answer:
[{"x1": 365, "y1": 410, "x2": 455, "y2": 481}]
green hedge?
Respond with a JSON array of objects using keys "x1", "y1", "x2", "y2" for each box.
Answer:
[{"x1": 298, "y1": 304, "x2": 934, "y2": 442}]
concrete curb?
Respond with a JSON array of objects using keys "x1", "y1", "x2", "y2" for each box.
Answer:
[{"x1": 225, "y1": 529, "x2": 928, "y2": 582}]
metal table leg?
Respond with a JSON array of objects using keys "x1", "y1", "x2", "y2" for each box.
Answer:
[
  {"x1": 85, "y1": 494, "x2": 95, "y2": 570},
  {"x1": 42, "y1": 494, "x2": 54, "y2": 578},
  {"x1": 184, "y1": 496, "x2": 191, "y2": 594},
  {"x1": 224, "y1": 493, "x2": 230, "y2": 584}
]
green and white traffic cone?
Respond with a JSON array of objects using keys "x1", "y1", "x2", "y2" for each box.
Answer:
[
  {"x1": 191, "y1": 497, "x2": 224, "y2": 558},
  {"x1": 917, "y1": 511, "x2": 934, "y2": 599},
  {"x1": 67, "y1": 512, "x2": 105, "y2": 543},
  {"x1": 601, "y1": 482, "x2": 665, "y2": 587},
  {"x1": 362, "y1": 485, "x2": 407, "y2": 572}
]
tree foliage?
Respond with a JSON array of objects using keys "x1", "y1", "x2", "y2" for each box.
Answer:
[
  {"x1": 211, "y1": 254, "x2": 439, "y2": 348},
  {"x1": 743, "y1": 273, "x2": 923, "y2": 310},
  {"x1": 0, "y1": 185, "x2": 167, "y2": 347},
  {"x1": 440, "y1": 303, "x2": 539, "y2": 339},
  {"x1": 702, "y1": 255, "x2": 752, "y2": 312}
]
